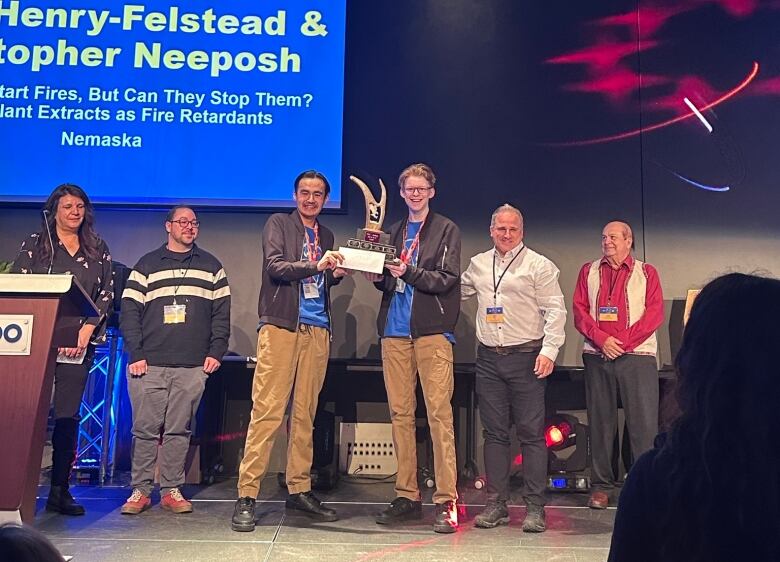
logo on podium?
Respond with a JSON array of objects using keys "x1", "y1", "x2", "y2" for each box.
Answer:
[{"x1": 0, "y1": 314, "x2": 33, "y2": 355}]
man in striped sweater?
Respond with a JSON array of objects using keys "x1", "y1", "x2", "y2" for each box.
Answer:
[{"x1": 119, "y1": 205, "x2": 231, "y2": 515}]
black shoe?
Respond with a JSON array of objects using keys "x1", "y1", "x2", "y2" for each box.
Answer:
[
  {"x1": 231, "y1": 497, "x2": 256, "y2": 532},
  {"x1": 521, "y1": 504, "x2": 546, "y2": 533},
  {"x1": 474, "y1": 500, "x2": 509, "y2": 529},
  {"x1": 375, "y1": 497, "x2": 423, "y2": 525},
  {"x1": 46, "y1": 485, "x2": 85, "y2": 516},
  {"x1": 433, "y1": 500, "x2": 458, "y2": 534},
  {"x1": 285, "y1": 491, "x2": 338, "y2": 522}
]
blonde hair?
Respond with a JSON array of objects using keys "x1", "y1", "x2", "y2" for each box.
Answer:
[{"x1": 398, "y1": 163, "x2": 436, "y2": 189}]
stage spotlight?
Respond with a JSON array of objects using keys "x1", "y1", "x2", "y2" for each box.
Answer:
[
  {"x1": 545, "y1": 413, "x2": 591, "y2": 491},
  {"x1": 545, "y1": 416, "x2": 575, "y2": 450}
]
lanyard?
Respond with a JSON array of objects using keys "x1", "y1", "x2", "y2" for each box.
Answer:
[
  {"x1": 305, "y1": 223, "x2": 321, "y2": 262},
  {"x1": 492, "y1": 245, "x2": 524, "y2": 302},
  {"x1": 303, "y1": 224, "x2": 322, "y2": 285},
  {"x1": 168, "y1": 247, "x2": 194, "y2": 304},
  {"x1": 399, "y1": 219, "x2": 425, "y2": 265}
]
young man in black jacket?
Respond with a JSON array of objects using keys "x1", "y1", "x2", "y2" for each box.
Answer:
[
  {"x1": 367, "y1": 163, "x2": 462, "y2": 533},
  {"x1": 120, "y1": 206, "x2": 230, "y2": 515},
  {"x1": 232, "y1": 171, "x2": 347, "y2": 532}
]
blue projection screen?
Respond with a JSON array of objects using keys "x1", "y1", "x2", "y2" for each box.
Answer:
[{"x1": 0, "y1": 0, "x2": 346, "y2": 207}]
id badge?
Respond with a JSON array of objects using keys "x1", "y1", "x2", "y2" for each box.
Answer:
[
  {"x1": 395, "y1": 279, "x2": 406, "y2": 293},
  {"x1": 163, "y1": 304, "x2": 187, "y2": 324},
  {"x1": 598, "y1": 306, "x2": 619, "y2": 322},
  {"x1": 302, "y1": 282, "x2": 320, "y2": 299},
  {"x1": 486, "y1": 306, "x2": 505, "y2": 323}
]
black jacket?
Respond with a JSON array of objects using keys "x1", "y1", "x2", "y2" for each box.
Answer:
[
  {"x1": 258, "y1": 211, "x2": 339, "y2": 331},
  {"x1": 375, "y1": 211, "x2": 461, "y2": 338}
]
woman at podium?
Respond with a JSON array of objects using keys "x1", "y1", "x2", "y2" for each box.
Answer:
[{"x1": 11, "y1": 184, "x2": 114, "y2": 516}]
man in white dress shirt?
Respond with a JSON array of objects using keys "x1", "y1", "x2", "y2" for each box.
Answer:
[{"x1": 461, "y1": 204, "x2": 567, "y2": 532}]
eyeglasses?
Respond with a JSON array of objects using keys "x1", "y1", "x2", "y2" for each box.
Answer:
[
  {"x1": 403, "y1": 186, "x2": 432, "y2": 195},
  {"x1": 169, "y1": 219, "x2": 200, "y2": 228}
]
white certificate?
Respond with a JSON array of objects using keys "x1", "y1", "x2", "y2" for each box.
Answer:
[{"x1": 338, "y1": 246, "x2": 386, "y2": 274}]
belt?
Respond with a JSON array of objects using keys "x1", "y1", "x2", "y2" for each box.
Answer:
[{"x1": 479, "y1": 341, "x2": 542, "y2": 356}]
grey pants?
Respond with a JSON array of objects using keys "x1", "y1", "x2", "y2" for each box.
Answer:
[
  {"x1": 127, "y1": 366, "x2": 207, "y2": 496},
  {"x1": 582, "y1": 353, "x2": 659, "y2": 491}
]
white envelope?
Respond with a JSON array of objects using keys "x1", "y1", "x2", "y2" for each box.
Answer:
[{"x1": 338, "y1": 246, "x2": 386, "y2": 274}]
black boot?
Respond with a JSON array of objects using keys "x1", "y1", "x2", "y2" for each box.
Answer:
[
  {"x1": 48, "y1": 418, "x2": 85, "y2": 516},
  {"x1": 375, "y1": 497, "x2": 423, "y2": 525},
  {"x1": 231, "y1": 497, "x2": 256, "y2": 532},
  {"x1": 285, "y1": 491, "x2": 338, "y2": 521},
  {"x1": 474, "y1": 500, "x2": 510, "y2": 529},
  {"x1": 433, "y1": 500, "x2": 458, "y2": 534},
  {"x1": 46, "y1": 485, "x2": 85, "y2": 516}
]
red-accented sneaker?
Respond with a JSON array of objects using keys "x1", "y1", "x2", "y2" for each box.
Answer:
[
  {"x1": 161, "y1": 488, "x2": 193, "y2": 514},
  {"x1": 433, "y1": 500, "x2": 458, "y2": 533},
  {"x1": 121, "y1": 489, "x2": 151, "y2": 515}
]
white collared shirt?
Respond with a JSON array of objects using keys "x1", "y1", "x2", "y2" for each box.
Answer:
[{"x1": 461, "y1": 244, "x2": 567, "y2": 361}]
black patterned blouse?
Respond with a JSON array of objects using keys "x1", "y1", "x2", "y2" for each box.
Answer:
[{"x1": 12, "y1": 233, "x2": 115, "y2": 343}]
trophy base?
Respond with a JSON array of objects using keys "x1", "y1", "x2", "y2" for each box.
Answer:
[{"x1": 346, "y1": 237, "x2": 397, "y2": 262}]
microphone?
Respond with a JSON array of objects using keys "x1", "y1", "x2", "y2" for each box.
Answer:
[{"x1": 42, "y1": 209, "x2": 55, "y2": 274}]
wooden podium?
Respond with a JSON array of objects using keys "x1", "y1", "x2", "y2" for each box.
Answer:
[{"x1": 0, "y1": 274, "x2": 98, "y2": 523}]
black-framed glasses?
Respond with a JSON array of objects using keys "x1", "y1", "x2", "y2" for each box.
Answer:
[
  {"x1": 403, "y1": 186, "x2": 432, "y2": 195},
  {"x1": 169, "y1": 219, "x2": 200, "y2": 228}
]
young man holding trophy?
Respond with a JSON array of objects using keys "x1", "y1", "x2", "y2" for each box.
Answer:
[
  {"x1": 362, "y1": 163, "x2": 462, "y2": 533},
  {"x1": 231, "y1": 171, "x2": 347, "y2": 532}
]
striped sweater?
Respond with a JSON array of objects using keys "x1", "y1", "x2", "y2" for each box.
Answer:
[{"x1": 120, "y1": 244, "x2": 231, "y2": 367}]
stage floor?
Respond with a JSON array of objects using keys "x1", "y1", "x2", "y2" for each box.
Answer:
[{"x1": 34, "y1": 476, "x2": 615, "y2": 561}]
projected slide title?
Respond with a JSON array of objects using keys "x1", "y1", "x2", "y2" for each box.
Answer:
[
  {"x1": 0, "y1": 0, "x2": 346, "y2": 207},
  {"x1": 0, "y1": 1, "x2": 328, "y2": 77}
]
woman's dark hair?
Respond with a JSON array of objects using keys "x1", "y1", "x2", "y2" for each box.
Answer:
[
  {"x1": 659, "y1": 272, "x2": 780, "y2": 560},
  {"x1": 0, "y1": 523, "x2": 65, "y2": 561},
  {"x1": 38, "y1": 183, "x2": 101, "y2": 262},
  {"x1": 294, "y1": 170, "x2": 331, "y2": 197}
]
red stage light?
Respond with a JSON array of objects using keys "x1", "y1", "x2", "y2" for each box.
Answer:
[
  {"x1": 513, "y1": 454, "x2": 523, "y2": 465},
  {"x1": 546, "y1": 426, "x2": 564, "y2": 447},
  {"x1": 545, "y1": 421, "x2": 573, "y2": 448}
]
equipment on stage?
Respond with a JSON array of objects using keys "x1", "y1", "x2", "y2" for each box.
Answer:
[
  {"x1": 545, "y1": 413, "x2": 591, "y2": 491},
  {"x1": 339, "y1": 422, "x2": 397, "y2": 476}
]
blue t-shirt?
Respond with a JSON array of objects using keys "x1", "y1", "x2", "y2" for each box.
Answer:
[
  {"x1": 298, "y1": 226, "x2": 329, "y2": 329},
  {"x1": 384, "y1": 221, "x2": 455, "y2": 342}
]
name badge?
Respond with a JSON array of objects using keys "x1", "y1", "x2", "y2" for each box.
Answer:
[
  {"x1": 302, "y1": 282, "x2": 320, "y2": 299},
  {"x1": 395, "y1": 279, "x2": 406, "y2": 293},
  {"x1": 598, "y1": 306, "x2": 619, "y2": 322},
  {"x1": 486, "y1": 306, "x2": 504, "y2": 323},
  {"x1": 163, "y1": 304, "x2": 187, "y2": 324}
]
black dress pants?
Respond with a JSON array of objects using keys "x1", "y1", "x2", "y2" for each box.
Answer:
[
  {"x1": 50, "y1": 349, "x2": 94, "y2": 487},
  {"x1": 582, "y1": 353, "x2": 658, "y2": 491},
  {"x1": 476, "y1": 344, "x2": 547, "y2": 507}
]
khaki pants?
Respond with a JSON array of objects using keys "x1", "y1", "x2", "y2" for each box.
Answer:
[
  {"x1": 381, "y1": 335, "x2": 458, "y2": 504},
  {"x1": 237, "y1": 324, "x2": 330, "y2": 497}
]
